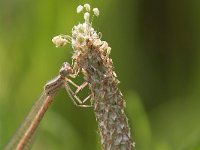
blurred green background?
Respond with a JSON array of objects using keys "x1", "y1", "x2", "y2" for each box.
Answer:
[{"x1": 1, "y1": 0, "x2": 200, "y2": 149}]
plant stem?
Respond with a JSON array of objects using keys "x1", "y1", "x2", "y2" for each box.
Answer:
[
  {"x1": 52, "y1": 4, "x2": 135, "y2": 149},
  {"x1": 72, "y1": 39, "x2": 135, "y2": 150}
]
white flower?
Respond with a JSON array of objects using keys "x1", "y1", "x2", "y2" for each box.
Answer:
[
  {"x1": 52, "y1": 35, "x2": 68, "y2": 47},
  {"x1": 83, "y1": 22, "x2": 88, "y2": 29},
  {"x1": 77, "y1": 5, "x2": 83, "y2": 13},
  {"x1": 100, "y1": 41, "x2": 108, "y2": 50},
  {"x1": 107, "y1": 47, "x2": 111, "y2": 55},
  {"x1": 72, "y1": 31, "x2": 77, "y2": 38},
  {"x1": 76, "y1": 35, "x2": 85, "y2": 45},
  {"x1": 93, "y1": 8, "x2": 99, "y2": 17},
  {"x1": 84, "y1": 4, "x2": 90, "y2": 12},
  {"x1": 77, "y1": 23, "x2": 85, "y2": 33},
  {"x1": 93, "y1": 39, "x2": 102, "y2": 46},
  {"x1": 84, "y1": 12, "x2": 90, "y2": 23}
]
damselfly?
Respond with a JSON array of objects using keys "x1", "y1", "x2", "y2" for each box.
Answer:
[{"x1": 4, "y1": 62, "x2": 92, "y2": 150}]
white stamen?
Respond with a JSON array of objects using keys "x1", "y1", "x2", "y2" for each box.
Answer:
[
  {"x1": 84, "y1": 4, "x2": 90, "y2": 12},
  {"x1": 77, "y1": 5, "x2": 84, "y2": 13},
  {"x1": 84, "y1": 12, "x2": 90, "y2": 23},
  {"x1": 52, "y1": 35, "x2": 68, "y2": 47},
  {"x1": 93, "y1": 8, "x2": 99, "y2": 17}
]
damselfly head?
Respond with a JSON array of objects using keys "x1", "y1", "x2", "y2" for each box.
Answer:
[{"x1": 59, "y1": 62, "x2": 72, "y2": 77}]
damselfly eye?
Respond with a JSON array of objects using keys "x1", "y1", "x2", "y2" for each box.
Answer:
[{"x1": 59, "y1": 62, "x2": 72, "y2": 77}]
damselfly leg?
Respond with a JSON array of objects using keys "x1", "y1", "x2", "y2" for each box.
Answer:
[
  {"x1": 64, "y1": 81, "x2": 93, "y2": 107},
  {"x1": 62, "y1": 74, "x2": 92, "y2": 107}
]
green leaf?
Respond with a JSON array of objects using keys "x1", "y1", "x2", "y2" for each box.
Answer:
[{"x1": 125, "y1": 91, "x2": 152, "y2": 150}]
